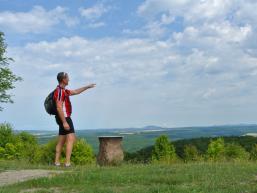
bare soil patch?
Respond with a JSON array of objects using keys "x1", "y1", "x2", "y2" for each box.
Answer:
[{"x1": 0, "y1": 169, "x2": 64, "y2": 187}]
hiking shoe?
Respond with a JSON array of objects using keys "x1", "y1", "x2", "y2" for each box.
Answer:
[
  {"x1": 54, "y1": 162, "x2": 61, "y2": 167},
  {"x1": 64, "y1": 163, "x2": 71, "y2": 167}
]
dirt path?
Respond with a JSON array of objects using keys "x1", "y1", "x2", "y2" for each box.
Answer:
[{"x1": 0, "y1": 169, "x2": 64, "y2": 187}]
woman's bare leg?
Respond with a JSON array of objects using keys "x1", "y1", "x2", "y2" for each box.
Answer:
[
  {"x1": 55, "y1": 135, "x2": 66, "y2": 164},
  {"x1": 65, "y1": 133, "x2": 76, "y2": 165}
]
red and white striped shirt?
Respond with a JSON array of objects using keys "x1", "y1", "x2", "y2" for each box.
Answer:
[{"x1": 53, "y1": 85, "x2": 72, "y2": 117}]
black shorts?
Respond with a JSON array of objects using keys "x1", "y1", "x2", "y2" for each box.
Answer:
[{"x1": 55, "y1": 115, "x2": 75, "y2": 135}]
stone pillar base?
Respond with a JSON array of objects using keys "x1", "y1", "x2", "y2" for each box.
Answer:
[{"x1": 97, "y1": 136, "x2": 124, "y2": 166}]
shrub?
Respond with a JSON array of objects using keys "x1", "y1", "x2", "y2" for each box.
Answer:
[
  {"x1": 0, "y1": 146, "x2": 5, "y2": 159},
  {"x1": 206, "y1": 138, "x2": 225, "y2": 161},
  {"x1": 224, "y1": 143, "x2": 249, "y2": 161},
  {"x1": 0, "y1": 123, "x2": 15, "y2": 147},
  {"x1": 250, "y1": 144, "x2": 257, "y2": 161},
  {"x1": 183, "y1": 145, "x2": 199, "y2": 162},
  {"x1": 39, "y1": 138, "x2": 95, "y2": 165},
  {"x1": 0, "y1": 124, "x2": 41, "y2": 162},
  {"x1": 151, "y1": 135, "x2": 176, "y2": 163},
  {"x1": 39, "y1": 138, "x2": 58, "y2": 165},
  {"x1": 72, "y1": 138, "x2": 95, "y2": 165},
  {"x1": 15, "y1": 131, "x2": 40, "y2": 163},
  {"x1": 4, "y1": 143, "x2": 19, "y2": 160},
  {"x1": 0, "y1": 124, "x2": 96, "y2": 165}
]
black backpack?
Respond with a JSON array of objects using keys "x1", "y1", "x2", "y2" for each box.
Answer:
[{"x1": 44, "y1": 90, "x2": 57, "y2": 115}]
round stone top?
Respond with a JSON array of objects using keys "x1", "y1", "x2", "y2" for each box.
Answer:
[{"x1": 98, "y1": 136, "x2": 123, "y2": 139}]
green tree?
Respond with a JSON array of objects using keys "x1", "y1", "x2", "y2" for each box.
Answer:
[
  {"x1": 0, "y1": 32, "x2": 22, "y2": 111},
  {"x1": 206, "y1": 138, "x2": 225, "y2": 161},
  {"x1": 183, "y1": 144, "x2": 199, "y2": 162},
  {"x1": 224, "y1": 143, "x2": 249, "y2": 161},
  {"x1": 151, "y1": 135, "x2": 176, "y2": 163}
]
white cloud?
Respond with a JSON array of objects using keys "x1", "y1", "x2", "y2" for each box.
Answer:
[
  {"x1": 88, "y1": 22, "x2": 105, "y2": 28},
  {"x1": 0, "y1": 6, "x2": 78, "y2": 33},
  {"x1": 79, "y1": 3, "x2": 110, "y2": 20},
  {"x1": 235, "y1": 1, "x2": 257, "y2": 25},
  {"x1": 173, "y1": 22, "x2": 251, "y2": 47},
  {"x1": 160, "y1": 12, "x2": 175, "y2": 25},
  {"x1": 138, "y1": 0, "x2": 191, "y2": 17},
  {"x1": 12, "y1": 36, "x2": 171, "y2": 86},
  {"x1": 138, "y1": 0, "x2": 231, "y2": 22},
  {"x1": 123, "y1": 14, "x2": 174, "y2": 38},
  {"x1": 202, "y1": 88, "x2": 217, "y2": 99},
  {"x1": 136, "y1": 0, "x2": 255, "y2": 39},
  {"x1": 79, "y1": 3, "x2": 111, "y2": 28},
  {"x1": 3, "y1": 0, "x2": 257, "y2": 129},
  {"x1": 4, "y1": 28, "x2": 257, "y2": 128},
  {"x1": 184, "y1": 0, "x2": 232, "y2": 22}
]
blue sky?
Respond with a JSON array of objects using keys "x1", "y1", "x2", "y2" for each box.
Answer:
[{"x1": 1, "y1": 0, "x2": 257, "y2": 130}]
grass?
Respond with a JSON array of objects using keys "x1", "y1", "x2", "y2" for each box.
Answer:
[
  {"x1": 1, "y1": 161, "x2": 257, "y2": 193},
  {"x1": 0, "y1": 160, "x2": 55, "y2": 170}
]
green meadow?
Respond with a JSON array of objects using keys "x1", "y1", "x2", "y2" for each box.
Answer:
[{"x1": 1, "y1": 160, "x2": 257, "y2": 193}]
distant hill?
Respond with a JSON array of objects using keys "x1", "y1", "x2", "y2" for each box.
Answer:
[{"x1": 15, "y1": 124, "x2": 257, "y2": 153}]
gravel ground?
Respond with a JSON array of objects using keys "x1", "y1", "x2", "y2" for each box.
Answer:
[{"x1": 0, "y1": 169, "x2": 64, "y2": 186}]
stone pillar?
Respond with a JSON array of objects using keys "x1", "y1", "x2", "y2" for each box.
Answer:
[{"x1": 97, "y1": 136, "x2": 124, "y2": 166}]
